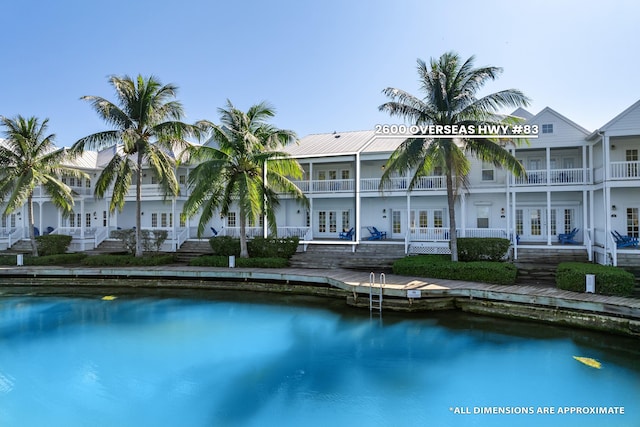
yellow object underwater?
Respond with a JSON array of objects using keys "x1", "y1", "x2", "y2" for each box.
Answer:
[
  {"x1": 101, "y1": 295, "x2": 117, "y2": 301},
  {"x1": 573, "y1": 356, "x2": 601, "y2": 369}
]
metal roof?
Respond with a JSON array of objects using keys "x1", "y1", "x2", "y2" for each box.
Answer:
[{"x1": 283, "y1": 130, "x2": 376, "y2": 157}]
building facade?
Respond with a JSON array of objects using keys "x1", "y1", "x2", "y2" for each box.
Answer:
[{"x1": 1, "y1": 100, "x2": 639, "y2": 266}]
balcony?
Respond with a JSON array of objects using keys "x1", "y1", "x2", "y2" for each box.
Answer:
[
  {"x1": 360, "y1": 176, "x2": 445, "y2": 192},
  {"x1": 610, "y1": 161, "x2": 640, "y2": 180},
  {"x1": 512, "y1": 168, "x2": 590, "y2": 186}
]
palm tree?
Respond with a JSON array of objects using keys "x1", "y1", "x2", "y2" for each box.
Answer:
[
  {"x1": 379, "y1": 51, "x2": 530, "y2": 261},
  {"x1": 183, "y1": 100, "x2": 307, "y2": 258},
  {"x1": 0, "y1": 116, "x2": 85, "y2": 256},
  {"x1": 72, "y1": 74, "x2": 199, "y2": 257}
]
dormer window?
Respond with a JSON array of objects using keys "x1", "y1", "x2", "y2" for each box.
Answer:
[{"x1": 542, "y1": 124, "x2": 553, "y2": 134}]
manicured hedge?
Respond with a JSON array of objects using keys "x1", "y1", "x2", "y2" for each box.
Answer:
[
  {"x1": 36, "y1": 234, "x2": 73, "y2": 256},
  {"x1": 393, "y1": 255, "x2": 517, "y2": 285},
  {"x1": 457, "y1": 237, "x2": 510, "y2": 262},
  {"x1": 81, "y1": 254, "x2": 176, "y2": 267},
  {"x1": 0, "y1": 253, "x2": 87, "y2": 265},
  {"x1": 248, "y1": 237, "x2": 299, "y2": 258},
  {"x1": 556, "y1": 262, "x2": 635, "y2": 297},
  {"x1": 189, "y1": 256, "x2": 289, "y2": 268},
  {"x1": 209, "y1": 236, "x2": 299, "y2": 258}
]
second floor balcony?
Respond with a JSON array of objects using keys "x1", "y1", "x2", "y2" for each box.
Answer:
[
  {"x1": 511, "y1": 168, "x2": 591, "y2": 186},
  {"x1": 292, "y1": 176, "x2": 446, "y2": 194},
  {"x1": 610, "y1": 161, "x2": 640, "y2": 180}
]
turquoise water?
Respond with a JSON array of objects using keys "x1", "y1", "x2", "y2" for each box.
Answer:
[{"x1": 0, "y1": 294, "x2": 638, "y2": 427}]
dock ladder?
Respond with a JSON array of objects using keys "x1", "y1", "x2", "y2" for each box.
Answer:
[{"x1": 369, "y1": 272, "x2": 385, "y2": 312}]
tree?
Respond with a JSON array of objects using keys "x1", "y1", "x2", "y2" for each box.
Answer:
[
  {"x1": 379, "y1": 51, "x2": 529, "y2": 261},
  {"x1": 0, "y1": 116, "x2": 85, "y2": 256},
  {"x1": 72, "y1": 74, "x2": 199, "y2": 257},
  {"x1": 183, "y1": 100, "x2": 307, "y2": 258}
]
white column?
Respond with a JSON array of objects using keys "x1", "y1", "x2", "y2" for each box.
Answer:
[
  {"x1": 263, "y1": 160, "x2": 268, "y2": 238},
  {"x1": 546, "y1": 147, "x2": 551, "y2": 183},
  {"x1": 354, "y1": 154, "x2": 360, "y2": 243},
  {"x1": 603, "y1": 133, "x2": 610, "y2": 259},
  {"x1": 546, "y1": 191, "x2": 552, "y2": 245},
  {"x1": 460, "y1": 193, "x2": 466, "y2": 238},
  {"x1": 172, "y1": 198, "x2": 177, "y2": 251},
  {"x1": 512, "y1": 190, "x2": 518, "y2": 259}
]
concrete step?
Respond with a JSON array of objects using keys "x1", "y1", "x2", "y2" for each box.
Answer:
[
  {"x1": 176, "y1": 240, "x2": 213, "y2": 262},
  {"x1": 290, "y1": 243, "x2": 405, "y2": 271}
]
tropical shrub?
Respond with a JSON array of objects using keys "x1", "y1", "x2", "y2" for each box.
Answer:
[
  {"x1": 81, "y1": 254, "x2": 176, "y2": 267},
  {"x1": 457, "y1": 237, "x2": 510, "y2": 262},
  {"x1": 393, "y1": 255, "x2": 517, "y2": 285},
  {"x1": 36, "y1": 234, "x2": 73, "y2": 256},
  {"x1": 556, "y1": 262, "x2": 635, "y2": 297},
  {"x1": 189, "y1": 255, "x2": 288, "y2": 268}
]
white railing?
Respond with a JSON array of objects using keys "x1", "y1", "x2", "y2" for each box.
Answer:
[
  {"x1": 276, "y1": 227, "x2": 310, "y2": 238},
  {"x1": 361, "y1": 177, "x2": 406, "y2": 192},
  {"x1": 460, "y1": 228, "x2": 508, "y2": 238},
  {"x1": 585, "y1": 228, "x2": 593, "y2": 262},
  {"x1": 292, "y1": 180, "x2": 309, "y2": 192},
  {"x1": 512, "y1": 168, "x2": 589, "y2": 185},
  {"x1": 410, "y1": 227, "x2": 450, "y2": 241},
  {"x1": 176, "y1": 227, "x2": 189, "y2": 250},
  {"x1": 361, "y1": 176, "x2": 445, "y2": 192},
  {"x1": 219, "y1": 227, "x2": 263, "y2": 238},
  {"x1": 610, "y1": 161, "x2": 640, "y2": 179},
  {"x1": 215, "y1": 226, "x2": 309, "y2": 239},
  {"x1": 608, "y1": 232, "x2": 618, "y2": 266},
  {"x1": 93, "y1": 227, "x2": 109, "y2": 247},
  {"x1": 8, "y1": 227, "x2": 25, "y2": 247},
  {"x1": 409, "y1": 227, "x2": 508, "y2": 241},
  {"x1": 312, "y1": 179, "x2": 354, "y2": 192}
]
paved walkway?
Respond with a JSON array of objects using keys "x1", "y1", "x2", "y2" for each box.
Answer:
[{"x1": 0, "y1": 265, "x2": 638, "y2": 321}]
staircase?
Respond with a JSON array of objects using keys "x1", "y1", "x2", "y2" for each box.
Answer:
[
  {"x1": 289, "y1": 243, "x2": 406, "y2": 271},
  {"x1": 91, "y1": 239, "x2": 128, "y2": 254},
  {"x1": 514, "y1": 248, "x2": 589, "y2": 287},
  {"x1": 8, "y1": 239, "x2": 33, "y2": 253},
  {"x1": 176, "y1": 239, "x2": 213, "y2": 262}
]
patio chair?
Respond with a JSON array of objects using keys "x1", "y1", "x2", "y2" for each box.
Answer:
[
  {"x1": 611, "y1": 231, "x2": 639, "y2": 248},
  {"x1": 366, "y1": 226, "x2": 387, "y2": 240},
  {"x1": 558, "y1": 228, "x2": 579, "y2": 244},
  {"x1": 211, "y1": 227, "x2": 219, "y2": 237},
  {"x1": 339, "y1": 227, "x2": 354, "y2": 240}
]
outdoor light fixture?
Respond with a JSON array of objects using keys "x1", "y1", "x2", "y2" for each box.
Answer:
[
  {"x1": 382, "y1": 209, "x2": 386, "y2": 213},
  {"x1": 612, "y1": 205, "x2": 617, "y2": 211},
  {"x1": 500, "y1": 208, "x2": 506, "y2": 218}
]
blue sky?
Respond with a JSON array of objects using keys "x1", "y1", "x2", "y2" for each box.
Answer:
[{"x1": 2, "y1": 0, "x2": 638, "y2": 146}]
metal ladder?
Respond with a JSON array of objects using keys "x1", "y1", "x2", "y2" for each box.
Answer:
[{"x1": 369, "y1": 272, "x2": 385, "y2": 312}]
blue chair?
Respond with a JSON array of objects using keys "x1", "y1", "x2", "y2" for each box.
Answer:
[
  {"x1": 339, "y1": 227, "x2": 354, "y2": 240},
  {"x1": 558, "y1": 228, "x2": 579, "y2": 244},
  {"x1": 611, "y1": 231, "x2": 639, "y2": 248},
  {"x1": 366, "y1": 226, "x2": 387, "y2": 240},
  {"x1": 211, "y1": 227, "x2": 219, "y2": 237}
]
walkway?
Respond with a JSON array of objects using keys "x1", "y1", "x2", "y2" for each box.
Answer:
[{"x1": 0, "y1": 265, "x2": 640, "y2": 320}]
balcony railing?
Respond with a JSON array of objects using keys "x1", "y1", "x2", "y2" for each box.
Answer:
[
  {"x1": 610, "y1": 161, "x2": 640, "y2": 179},
  {"x1": 512, "y1": 168, "x2": 590, "y2": 186},
  {"x1": 409, "y1": 227, "x2": 507, "y2": 241},
  {"x1": 216, "y1": 226, "x2": 310, "y2": 239},
  {"x1": 361, "y1": 176, "x2": 446, "y2": 192}
]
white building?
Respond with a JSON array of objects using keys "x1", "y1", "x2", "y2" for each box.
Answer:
[{"x1": 1, "y1": 100, "x2": 639, "y2": 266}]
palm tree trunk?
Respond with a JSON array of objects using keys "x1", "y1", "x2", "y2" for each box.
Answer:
[
  {"x1": 239, "y1": 209, "x2": 249, "y2": 258},
  {"x1": 135, "y1": 153, "x2": 143, "y2": 257},
  {"x1": 28, "y1": 195, "x2": 38, "y2": 257},
  {"x1": 446, "y1": 170, "x2": 458, "y2": 262}
]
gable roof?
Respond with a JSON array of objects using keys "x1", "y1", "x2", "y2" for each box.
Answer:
[
  {"x1": 527, "y1": 107, "x2": 591, "y2": 136},
  {"x1": 587, "y1": 98, "x2": 640, "y2": 140}
]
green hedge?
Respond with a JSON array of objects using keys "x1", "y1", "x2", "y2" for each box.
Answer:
[
  {"x1": 556, "y1": 262, "x2": 635, "y2": 297},
  {"x1": 189, "y1": 256, "x2": 289, "y2": 268},
  {"x1": 36, "y1": 234, "x2": 73, "y2": 256},
  {"x1": 457, "y1": 237, "x2": 510, "y2": 262},
  {"x1": 248, "y1": 237, "x2": 299, "y2": 258},
  {"x1": 393, "y1": 255, "x2": 517, "y2": 285},
  {"x1": 0, "y1": 253, "x2": 87, "y2": 265},
  {"x1": 81, "y1": 254, "x2": 176, "y2": 267},
  {"x1": 209, "y1": 236, "x2": 300, "y2": 258}
]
